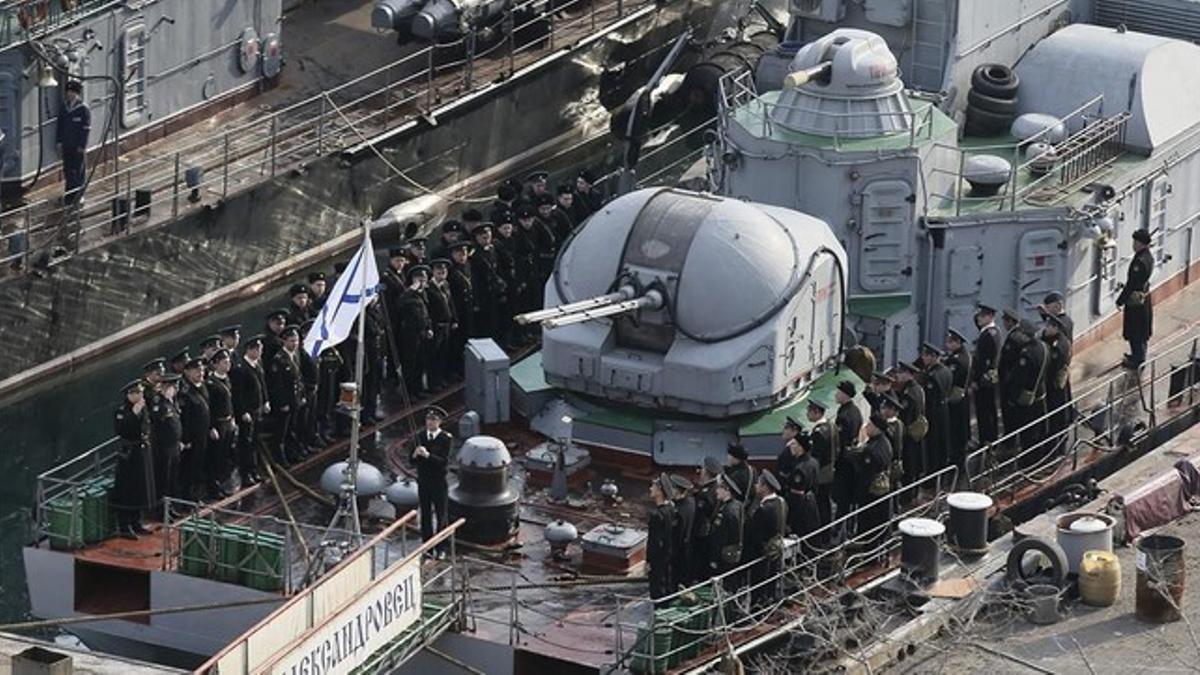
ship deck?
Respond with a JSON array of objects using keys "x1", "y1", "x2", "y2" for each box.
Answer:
[{"x1": 26, "y1": 280, "x2": 1200, "y2": 673}]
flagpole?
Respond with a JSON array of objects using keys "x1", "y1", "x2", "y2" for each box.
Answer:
[{"x1": 345, "y1": 217, "x2": 370, "y2": 542}]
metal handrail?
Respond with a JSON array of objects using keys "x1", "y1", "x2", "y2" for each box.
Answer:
[
  {"x1": 607, "y1": 323, "x2": 1200, "y2": 672},
  {"x1": 0, "y1": 0, "x2": 649, "y2": 275}
]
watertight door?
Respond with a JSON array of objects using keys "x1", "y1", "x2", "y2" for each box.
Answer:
[
  {"x1": 121, "y1": 23, "x2": 147, "y2": 129},
  {"x1": 1017, "y1": 228, "x2": 1064, "y2": 314},
  {"x1": 858, "y1": 180, "x2": 914, "y2": 293},
  {"x1": 1146, "y1": 174, "x2": 1171, "y2": 270}
]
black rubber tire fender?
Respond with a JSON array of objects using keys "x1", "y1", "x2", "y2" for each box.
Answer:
[
  {"x1": 1005, "y1": 535, "x2": 1069, "y2": 587},
  {"x1": 971, "y1": 64, "x2": 1020, "y2": 99},
  {"x1": 964, "y1": 106, "x2": 1014, "y2": 137},
  {"x1": 968, "y1": 89, "x2": 1018, "y2": 116}
]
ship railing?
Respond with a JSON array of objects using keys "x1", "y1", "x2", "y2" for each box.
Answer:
[
  {"x1": 31, "y1": 436, "x2": 120, "y2": 550},
  {"x1": 0, "y1": 0, "x2": 118, "y2": 49},
  {"x1": 607, "y1": 465, "x2": 961, "y2": 675},
  {"x1": 927, "y1": 94, "x2": 1123, "y2": 216},
  {"x1": 194, "y1": 516, "x2": 466, "y2": 675},
  {"x1": 158, "y1": 497, "x2": 419, "y2": 595},
  {"x1": 965, "y1": 322, "x2": 1200, "y2": 497},
  {"x1": 0, "y1": 0, "x2": 655, "y2": 278},
  {"x1": 715, "y1": 68, "x2": 939, "y2": 151}
]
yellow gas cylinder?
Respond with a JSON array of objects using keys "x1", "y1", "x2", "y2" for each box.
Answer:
[{"x1": 1079, "y1": 550, "x2": 1121, "y2": 607}]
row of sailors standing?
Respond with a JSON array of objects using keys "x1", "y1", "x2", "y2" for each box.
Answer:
[
  {"x1": 108, "y1": 169, "x2": 606, "y2": 540},
  {"x1": 643, "y1": 294, "x2": 1077, "y2": 602}
]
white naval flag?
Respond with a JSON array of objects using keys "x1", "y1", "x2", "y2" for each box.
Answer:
[{"x1": 303, "y1": 235, "x2": 380, "y2": 358}]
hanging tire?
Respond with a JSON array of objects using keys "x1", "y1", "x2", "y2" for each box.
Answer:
[
  {"x1": 968, "y1": 89, "x2": 1018, "y2": 116},
  {"x1": 1005, "y1": 535, "x2": 1069, "y2": 587},
  {"x1": 965, "y1": 106, "x2": 1014, "y2": 137},
  {"x1": 971, "y1": 64, "x2": 1020, "y2": 99}
]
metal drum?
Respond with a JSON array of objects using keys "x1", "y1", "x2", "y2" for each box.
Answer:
[
  {"x1": 947, "y1": 492, "x2": 992, "y2": 554},
  {"x1": 1055, "y1": 512, "x2": 1115, "y2": 575},
  {"x1": 898, "y1": 518, "x2": 944, "y2": 585},
  {"x1": 1136, "y1": 534, "x2": 1186, "y2": 623}
]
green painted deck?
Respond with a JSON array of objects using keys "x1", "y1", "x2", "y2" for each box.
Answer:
[
  {"x1": 511, "y1": 349, "x2": 864, "y2": 438},
  {"x1": 929, "y1": 130, "x2": 1153, "y2": 217},
  {"x1": 731, "y1": 92, "x2": 954, "y2": 153}
]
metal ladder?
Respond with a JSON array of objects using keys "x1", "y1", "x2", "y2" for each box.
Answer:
[{"x1": 909, "y1": 0, "x2": 953, "y2": 92}]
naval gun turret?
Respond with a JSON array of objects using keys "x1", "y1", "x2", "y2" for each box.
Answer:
[{"x1": 520, "y1": 188, "x2": 847, "y2": 419}]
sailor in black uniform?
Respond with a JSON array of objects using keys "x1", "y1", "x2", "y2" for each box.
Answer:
[
  {"x1": 523, "y1": 169, "x2": 551, "y2": 204},
  {"x1": 865, "y1": 371, "x2": 894, "y2": 413},
  {"x1": 205, "y1": 349, "x2": 236, "y2": 498},
  {"x1": 231, "y1": 335, "x2": 267, "y2": 485},
  {"x1": 919, "y1": 342, "x2": 953, "y2": 475},
  {"x1": 219, "y1": 325, "x2": 241, "y2": 353},
  {"x1": 426, "y1": 259, "x2": 457, "y2": 389},
  {"x1": 398, "y1": 265, "x2": 434, "y2": 396},
  {"x1": 803, "y1": 400, "x2": 835, "y2": 529},
  {"x1": 178, "y1": 358, "x2": 211, "y2": 501},
  {"x1": 169, "y1": 348, "x2": 190, "y2": 377},
  {"x1": 781, "y1": 419, "x2": 821, "y2": 544},
  {"x1": 944, "y1": 329, "x2": 973, "y2": 471},
  {"x1": 855, "y1": 414, "x2": 894, "y2": 550},
  {"x1": 447, "y1": 242, "x2": 474, "y2": 376},
  {"x1": 307, "y1": 272, "x2": 328, "y2": 312},
  {"x1": 1042, "y1": 314, "x2": 1074, "y2": 454},
  {"x1": 410, "y1": 407, "x2": 454, "y2": 551},
  {"x1": 198, "y1": 335, "x2": 222, "y2": 362},
  {"x1": 724, "y1": 442, "x2": 754, "y2": 506},
  {"x1": 880, "y1": 394, "x2": 906, "y2": 496},
  {"x1": 553, "y1": 184, "x2": 578, "y2": 238},
  {"x1": 267, "y1": 326, "x2": 304, "y2": 464},
  {"x1": 1012, "y1": 319, "x2": 1049, "y2": 465},
  {"x1": 833, "y1": 381, "x2": 862, "y2": 522},
  {"x1": 1117, "y1": 229, "x2": 1155, "y2": 368},
  {"x1": 669, "y1": 474, "x2": 697, "y2": 587},
  {"x1": 647, "y1": 474, "x2": 677, "y2": 599},
  {"x1": 114, "y1": 380, "x2": 154, "y2": 538},
  {"x1": 707, "y1": 474, "x2": 744, "y2": 585},
  {"x1": 893, "y1": 363, "x2": 926, "y2": 492},
  {"x1": 469, "y1": 224, "x2": 506, "y2": 341},
  {"x1": 149, "y1": 373, "x2": 183, "y2": 515},
  {"x1": 747, "y1": 470, "x2": 787, "y2": 606},
  {"x1": 998, "y1": 308, "x2": 1023, "y2": 443},
  {"x1": 140, "y1": 357, "x2": 166, "y2": 403},
  {"x1": 971, "y1": 304, "x2": 1002, "y2": 445},
  {"x1": 572, "y1": 169, "x2": 604, "y2": 222},
  {"x1": 263, "y1": 309, "x2": 289, "y2": 364},
  {"x1": 692, "y1": 456, "x2": 722, "y2": 582},
  {"x1": 297, "y1": 320, "x2": 321, "y2": 449},
  {"x1": 56, "y1": 80, "x2": 90, "y2": 207},
  {"x1": 286, "y1": 284, "x2": 312, "y2": 327},
  {"x1": 1039, "y1": 291, "x2": 1073, "y2": 342},
  {"x1": 314, "y1": 330, "x2": 343, "y2": 443}
]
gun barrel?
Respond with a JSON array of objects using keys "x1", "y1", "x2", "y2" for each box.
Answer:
[
  {"x1": 542, "y1": 291, "x2": 663, "y2": 329},
  {"x1": 514, "y1": 287, "x2": 636, "y2": 325},
  {"x1": 782, "y1": 61, "x2": 833, "y2": 89}
]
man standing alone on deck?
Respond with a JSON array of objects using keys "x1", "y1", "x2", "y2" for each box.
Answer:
[
  {"x1": 1117, "y1": 229, "x2": 1155, "y2": 368},
  {"x1": 56, "y1": 81, "x2": 90, "y2": 207},
  {"x1": 411, "y1": 407, "x2": 454, "y2": 556}
]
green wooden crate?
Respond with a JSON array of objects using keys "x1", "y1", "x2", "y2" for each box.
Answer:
[
  {"x1": 630, "y1": 609, "x2": 680, "y2": 675},
  {"x1": 216, "y1": 524, "x2": 250, "y2": 583},
  {"x1": 45, "y1": 494, "x2": 84, "y2": 550},
  {"x1": 179, "y1": 519, "x2": 217, "y2": 577},
  {"x1": 81, "y1": 478, "x2": 114, "y2": 543},
  {"x1": 239, "y1": 529, "x2": 286, "y2": 592}
]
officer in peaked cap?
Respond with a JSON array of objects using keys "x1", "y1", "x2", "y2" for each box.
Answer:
[
  {"x1": 667, "y1": 474, "x2": 698, "y2": 586},
  {"x1": 866, "y1": 370, "x2": 894, "y2": 412},
  {"x1": 411, "y1": 404, "x2": 454, "y2": 555},
  {"x1": 231, "y1": 333, "x2": 268, "y2": 486},
  {"x1": 833, "y1": 380, "x2": 861, "y2": 521},
  {"x1": 198, "y1": 335, "x2": 222, "y2": 361},
  {"x1": 919, "y1": 339, "x2": 953, "y2": 473},
  {"x1": 1041, "y1": 312, "x2": 1074, "y2": 452},
  {"x1": 263, "y1": 308, "x2": 290, "y2": 363},
  {"x1": 469, "y1": 221, "x2": 506, "y2": 342},
  {"x1": 748, "y1": 469, "x2": 787, "y2": 604},
  {"x1": 573, "y1": 168, "x2": 604, "y2": 221},
  {"x1": 140, "y1": 357, "x2": 167, "y2": 401},
  {"x1": 694, "y1": 456, "x2": 723, "y2": 581},
  {"x1": 523, "y1": 170, "x2": 550, "y2": 202},
  {"x1": 1040, "y1": 291, "x2": 1073, "y2": 342},
  {"x1": 997, "y1": 307, "x2": 1027, "y2": 448},
  {"x1": 398, "y1": 263, "x2": 434, "y2": 396},
  {"x1": 724, "y1": 442, "x2": 754, "y2": 505},
  {"x1": 802, "y1": 398, "x2": 834, "y2": 529},
  {"x1": 447, "y1": 240, "x2": 475, "y2": 371},
  {"x1": 219, "y1": 325, "x2": 241, "y2": 352},
  {"x1": 114, "y1": 377, "x2": 153, "y2": 538},
  {"x1": 647, "y1": 473, "x2": 678, "y2": 598},
  {"x1": 205, "y1": 347, "x2": 236, "y2": 498},
  {"x1": 169, "y1": 347, "x2": 191, "y2": 375},
  {"x1": 707, "y1": 471, "x2": 746, "y2": 579},
  {"x1": 777, "y1": 415, "x2": 805, "y2": 496},
  {"x1": 267, "y1": 324, "x2": 305, "y2": 464},
  {"x1": 178, "y1": 356, "x2": 211, "y2": 502},
  {"x1": 944, "y1": 328, "x2": 973, "y2": 471},
  {"x1": 972, "y1": 301, "x2": 1002, "y2": 441},
  {"x1": 59, "y1": 79, "x2": 91, "y2": 207},
  {"x1": 856, "y1": 412, "x2": 894, "y2": 548},
  {"x1": 781, "y1": 414, "x2": 821, "y2": 544},
  {"x1": 1118, "y1": 228, "x2": 1155, "y2": 368},
  {"x1": 405, "y1": 237, "x2": 428, "y2": 265},
  {"x1": 1012, "y1": 315, "x2": 1050, "y2": 465}
]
